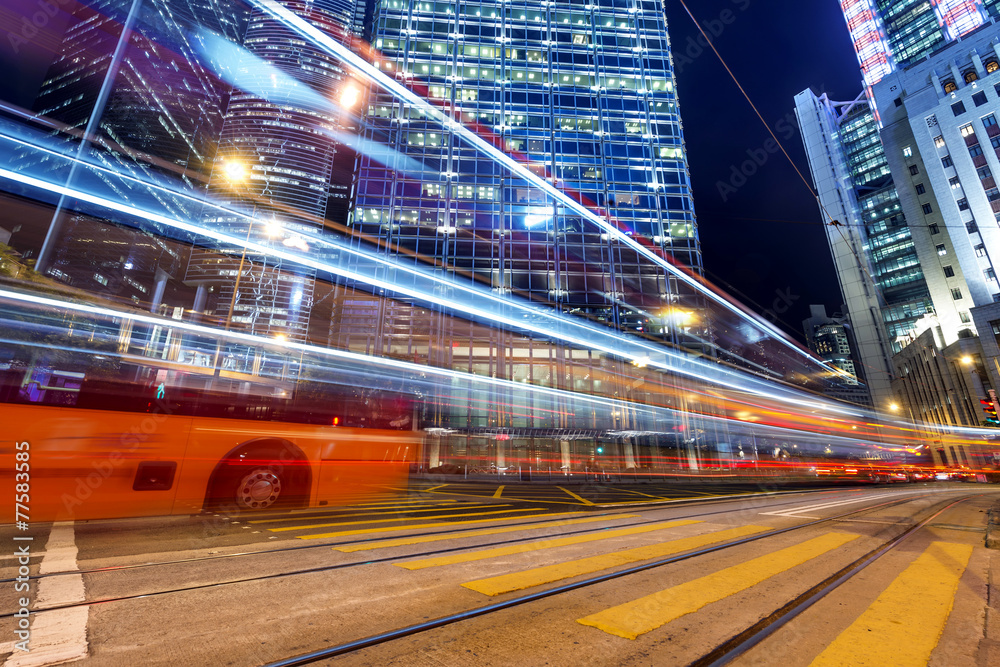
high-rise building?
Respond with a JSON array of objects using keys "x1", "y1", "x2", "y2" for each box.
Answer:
[
  {"x1": 795, "y1": 90, "x2": 932, "y2": 406},
  {"x1": 184, "y1": 0, "x2": 358, "y2": 342},
  {"x1": 840, "y1": 0, "x2": 996, "y2": 88},
  {"x1": 338, "y1": 0, "x2": 701, "y2": 354},
  {"x1": 797, "y1": 0, "x2": 1000, "y2": 431},
  {"x1": 801, "y1": 304, "x2": 872, "y2": 406},
  {"x1": 27, "y1": 0, "x2": 249, "y2": 309},
  {"x1": 326, "y1": 0, "x2": 706, "y2": 464}
]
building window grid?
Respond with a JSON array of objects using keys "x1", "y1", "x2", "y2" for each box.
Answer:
[{"x1": 361, "y1": 1, "x2": 702, "y2": 332}]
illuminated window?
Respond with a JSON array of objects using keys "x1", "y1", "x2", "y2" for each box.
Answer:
[
  {"x1": 934, "y1": 135, "x2": 946, "y2": 148},
  {"x1": 988, "y1": 60, "x2": 1000, "y2": 74},
  {"x1": 937, "y1": 244, "x2": 948, "y2": 256},
  {"x1": 944, "y1": 80, "x2": 958, "y2": 93},
  {"x1": 903, "y1": 146, "x2": 913, "y2": 157},
  {"x1": 960, "y1": 123, "x2": 975, "y2": 137},
  {"x1": 964, "y1": 70, "x2": 978, "y2": 83}
]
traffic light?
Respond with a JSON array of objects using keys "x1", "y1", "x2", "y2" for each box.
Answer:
[{"x1": 981, "y1": 399, "x2": 999, "y2": 425}]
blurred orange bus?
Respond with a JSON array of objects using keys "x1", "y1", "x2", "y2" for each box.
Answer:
[{"x1": 1, "y1": 376, "x2": 420, "y2": 523}]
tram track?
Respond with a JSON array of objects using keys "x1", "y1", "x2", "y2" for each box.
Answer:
[
  {"x1": 13, "y1": 487, "x2": 946, "y2": 665},
  {"x1": 256, "y1": 489, "x2": 984, "y2": 667},
  {"x1": 0, "y1": 485, "x2": 919, "y2": 584},
  {"x1": 0, "y1": 485, "x2": 969, "y2": 665},
  {"x1": 690, "y1": 493, "x2": 985, "y2": 666}
]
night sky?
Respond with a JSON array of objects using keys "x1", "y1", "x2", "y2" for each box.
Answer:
[
  {"x1": 0, "y1": 0, "x2": 865, "y2": 341},
  {"x1": 664, "y1": 0, "x2": 864, "y2": 340}
]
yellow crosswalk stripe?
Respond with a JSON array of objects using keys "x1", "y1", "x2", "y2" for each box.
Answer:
[
  {"x1": 577, "y1": 531, "x2": 859, "y2": 639},
  {"x1": 297, "y1": 511, "x2": 585, "y2": 540},
  {"x1": 809, "y1": 541, "x2": 973, "y2": 666},
  {"x1": 493, "y1": 485, "x2": 505, "y2": 498},
  {"x1": 249, "y1": 503, "x2": 501, "y2": 524},
  {"x1": 269, "y1": 507, "x2": 531, "y2": 532},
  {"x1": 463, "y1": 524, "x2": 771, "y2": 597},
  {"x1": 242, "y1": 498, "x2": 458, "y2": 519},
  {"x1": 397, "y1": 519, "x2": 702, "y2": 570},
  {"x1": 558, "y1": 486, "x2": 595, "y2": 506},
  {"x1": 334, "y1": 515, "x2": 640, "y2": 552}
]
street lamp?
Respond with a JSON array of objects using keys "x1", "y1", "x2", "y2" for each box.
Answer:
[{"x1": 340, "y1": 84, "x2": 361, "y2": 110}]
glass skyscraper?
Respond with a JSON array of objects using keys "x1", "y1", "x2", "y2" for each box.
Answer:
[
  {"x1": 341, "y1": 0, "x2": 700, "y2": 353},
  {"x1": 27, "y1": 0, "x2": 249, "y2": 308},
  {"x1": 184, "y1": 0, "x2": 358, "y2": 342},
  {"x1": 841, "y1": 0, "x2": 996, "y2": 87},
  {"x1": 795, "y1": 90, "x2": 933, "y2": 404}
]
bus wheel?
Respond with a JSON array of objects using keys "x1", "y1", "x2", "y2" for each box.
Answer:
[{"x1": 235, "y1": 467, "x2": 283, "y2": 510}]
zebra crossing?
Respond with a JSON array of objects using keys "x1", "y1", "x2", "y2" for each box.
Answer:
[{"x1": 250, "y1": 491, "x2": 987, "y2": 663}]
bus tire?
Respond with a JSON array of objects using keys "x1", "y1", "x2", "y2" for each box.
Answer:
[{"x1": 206, "y1": 439, "x2": 310, "y2": 512}]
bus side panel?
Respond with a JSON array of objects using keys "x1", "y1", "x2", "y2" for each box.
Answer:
[
  {"x1": 171, "y1": 419, "x2": 327, "y2": 513},
  {"x1": 315, "y1": 429, "x2": 420, "y2": 505},
  {"x1": 0, "y1": 405, "x2": 194, "y2": 523}
]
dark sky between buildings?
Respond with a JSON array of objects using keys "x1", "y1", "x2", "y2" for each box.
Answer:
[
  {"x1": 664, "y1": 0, "x2": 866, "y2": 339},
  {"x1": 0, "y1": 0, "x2": 866, "y2": 341}
]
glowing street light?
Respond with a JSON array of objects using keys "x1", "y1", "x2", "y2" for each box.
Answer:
[
  {"x1": 221, "y1": 160, "x2": 248, "y2": 183},
  {"x1": 340, "y1": 84, "x2": 361, "y2": 109},
  {"x1": 888, "y1": 402, "x2": 900, "y2": 412},
  {"x1": 264, "y1": 218, "x2": 282, "y2": 238},
  {"x1": 961, "y1": 355, "x2": 974, "y2": 365}
]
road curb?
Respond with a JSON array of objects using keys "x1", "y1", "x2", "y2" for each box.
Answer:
[{"x1": 987, "y1": 500, "x2": 1000, "y2": 549}]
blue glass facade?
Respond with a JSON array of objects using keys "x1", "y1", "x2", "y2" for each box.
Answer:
[
  {"x1": 349, "y1": 0, "x2": 700, "y2": 342},
  {"x1": 834, "y1": 103, "x2": 932, "y2": 350}
]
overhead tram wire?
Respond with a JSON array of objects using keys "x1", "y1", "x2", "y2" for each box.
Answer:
[
  {"x1": 673, "y1": 0, "x2": 970, "y2": 420},
  {"x1": 674, "y1": 0, "x2": 884, "y2": 311}
]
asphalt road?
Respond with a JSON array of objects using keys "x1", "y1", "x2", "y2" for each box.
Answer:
[{"x1": 1, "y1": 482, "x2": 998, "y2": 666}]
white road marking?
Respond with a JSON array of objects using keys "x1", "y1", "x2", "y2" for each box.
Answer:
[
  {"x1": 760, "y1": 490, "x2": 930, "y2": 519},
  {"x1": 3, "y1": 523, "x2": 89, "y2": 666}
]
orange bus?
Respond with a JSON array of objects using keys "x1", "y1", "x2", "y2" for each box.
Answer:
[{"x1": 2, "y1": 376, "x2": 421, "y2": 523}]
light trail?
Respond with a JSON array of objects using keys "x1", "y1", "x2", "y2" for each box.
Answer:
[
  {"x1": 0, "y1": 286, "x2": 927, "y2": 455},
  {"x1": 0, "y1": 155, "x2": 860, "y2": 416},
  {"x1": 248, "y1": 0, "x2": 836, "y2": 375}
]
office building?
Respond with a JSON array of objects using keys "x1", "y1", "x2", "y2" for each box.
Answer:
[
  {"x1": 184, "y1": 0, "x2": 357, "y2": 342},
  {"x1": 797, "y1": 0, "x2": 1000, "y2": 437},
  {"x1": 795, "y1": 90, "x2": 931, "y2": 407},
  {"x1": 339, "y1": 0, "x2": 701, "y2": 349},
  {"x1": 328, "y1": 0, "x2": 708, "y2": 468},
  {"x1": 28, "y1": 0, "x2": 248, "y2": 309},
  {"x1": 802, "y1": 304, "x2": 872, "y2": 406}
]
